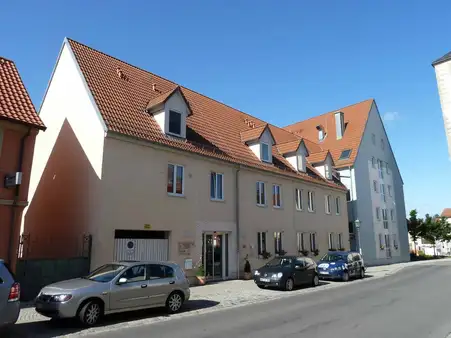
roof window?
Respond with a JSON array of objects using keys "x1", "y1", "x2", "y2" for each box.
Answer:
[{"x1": 339, "y1": 149, "x2": 352, "y2": 160}]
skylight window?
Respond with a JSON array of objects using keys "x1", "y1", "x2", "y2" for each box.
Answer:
[{"x1": 339, "y1": 149, "x2": 352, "y2": 160}]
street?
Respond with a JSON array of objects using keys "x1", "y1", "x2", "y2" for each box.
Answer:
[
  {"x1": 92, "y1": 261, "x2": 451, "y2": 338},
  {"x1": 5, "y1": 260, "x2": 451, "y2": 338}
]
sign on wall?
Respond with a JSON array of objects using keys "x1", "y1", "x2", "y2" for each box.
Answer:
[{"x1": 178, "y1": 241, "x2": 194, "y2": 255}]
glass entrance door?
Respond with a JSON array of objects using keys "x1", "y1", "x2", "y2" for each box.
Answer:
[{"x1": 202, "y1": 232, "x2": 228, "y2": 280}]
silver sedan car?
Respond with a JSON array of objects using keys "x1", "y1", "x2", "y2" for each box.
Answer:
[
  {"x1": 0, "y1": 260, "x2": 21, "y2": 328},
  {"x1": 35, "y1": 261, "x2": 190, "y2": 326}
]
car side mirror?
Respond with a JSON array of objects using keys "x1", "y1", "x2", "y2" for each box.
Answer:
[
  {"x1": 295, "y1": 265, "x2": 302, "y2": 270},
  {"x1": 117, "y1": 277, "x2": 127, "y2": 285}
]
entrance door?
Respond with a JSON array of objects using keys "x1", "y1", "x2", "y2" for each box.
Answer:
[{"x1": 202, "y1": 232, "x2": 228, "y2": 280}]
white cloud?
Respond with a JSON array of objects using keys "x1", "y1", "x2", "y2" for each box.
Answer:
[{"x1": 383, "y1": 111, "x2": 400, "y2": 122}]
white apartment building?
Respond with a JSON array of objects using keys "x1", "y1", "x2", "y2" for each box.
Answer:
[
  {"x1": 285, "y1": 100, "x2": 410, "y2": 266},
  {"x1": 433, "y1": 51, "x2": 451, "y2": 159}
]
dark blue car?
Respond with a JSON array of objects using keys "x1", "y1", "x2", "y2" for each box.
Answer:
[{"x1": 317, "y1": 251, "x2": 365, "y2": 281}]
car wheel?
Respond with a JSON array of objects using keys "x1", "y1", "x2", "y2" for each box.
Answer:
[
  {"x1": 78, "y1": 300, "x2": 102, "y2": 327},
  {"x1": 312, "y1": 274, "x2": 320, "y2": 287},
  {"x1": 284, "y1": 278, "x2": 294, "y2": 291},
  {"x1": 342, "y1": 271, "x2": 349, "y2": 282},
  {"x1": 359, "y1": 268, "x2": 365, "y2": 279},
  {"x1": 166, "y1": 292, "x2": 184, "y2": 314}
]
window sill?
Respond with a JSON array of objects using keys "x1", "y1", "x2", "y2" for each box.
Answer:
[
  {"x1": 257, "y1": 204, "x2": 267, "y2": 208},
  {"x1": 336, "y1": 213, "x2": 340, "y2": 216},
  {"x1": 168, "y1": 193, "x2": 185, "y2": 198},
  {"x1": 273, "y1": 205, "x2": 283, "y2": 209},
  {"x1": 308, "y1": 209, "x2": 316, "y2": 213},
  {"x1": 296, "y1": 208, "x2": 304, "y2": 212},
  {"x1": 326, "y1": 211, "x2": 331, "y2": 215},
  {"x1": 210, "y1": 198, "x2": 225, "y2": 203},
  {"x1": 166, "y1": 131, "x2": 184, "y2": 138}
]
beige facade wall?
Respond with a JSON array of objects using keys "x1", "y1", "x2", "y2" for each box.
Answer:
[{"x1": 95, "y1": 134, "x2": 348, "y2": 277}]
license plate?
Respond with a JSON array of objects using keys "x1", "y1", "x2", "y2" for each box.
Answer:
[
  {"x1": 320, "y1": 271, "x2": 329, "y2": 275},
  {"x1": 260, "y1": 278, "x2": 270, "y2": 282}
]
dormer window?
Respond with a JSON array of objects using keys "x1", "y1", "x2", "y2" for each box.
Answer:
[
  {"x1": 241, "y1": 124, "x2": 275, "y2": 163},
  {"x1": 339, "y1": 149, "x2": 351, "y2": 160},
  {"x1": 261, "y1": 143, "x2": 270, "y2": 162},
  {"x1": 296, "y1": 153, "x2": 306, "y2": 172},
  {"x1": 325, "y1": 163, "x2": 332, "y2": 180},
  {"x1": 168, "y1": 110, "x2": 182, "y2": 136},
  {"x1": 146, "y1": 86, "x2": 192, "y2": 140},
  {"x1": 316, "y1": 126, "x2": 326, "y2": 142}
]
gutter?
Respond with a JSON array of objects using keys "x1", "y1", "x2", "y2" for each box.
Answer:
[
  {"x1": 8, "y1": 127, "x2": 31, "y2": 264},
  {"x1": 235, "y1": 167, "x2": 240, "y2": 279}
]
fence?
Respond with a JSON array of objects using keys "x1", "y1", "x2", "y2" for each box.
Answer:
[{"x1": 15, "y1": 233, "x2": 92, "y2": 301}]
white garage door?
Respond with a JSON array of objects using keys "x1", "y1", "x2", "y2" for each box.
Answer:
[{"x1": 114, "y1": 238, "x2": 169, "y2": 262}]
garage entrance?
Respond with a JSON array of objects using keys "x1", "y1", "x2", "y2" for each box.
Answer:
[{"x1": 114, "y1": 230, "x2": 169, "y2": 262}]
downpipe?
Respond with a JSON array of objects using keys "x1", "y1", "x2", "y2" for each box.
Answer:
[
  {"x1": 235, "y1": 167, "x2": 240, "y2": 280},
  {"x1": 7, "y1": 127, "x2": 31, "y2": 265}
]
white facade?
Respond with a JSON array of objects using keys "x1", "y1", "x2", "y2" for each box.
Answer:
[
  {"x1": 433, "y1": 56, "x2": 451, "y2": 159},
  {"x1": 338, "y1": 102, "x2": 409, "y2": 265}
]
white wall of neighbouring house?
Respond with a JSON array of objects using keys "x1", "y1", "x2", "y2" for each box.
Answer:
[
  {"x1": 434, "y1": 60, "x2": 451, "y2": 160},
  {"x1": 20, "y1": 41, "x2": 106, "y2": 259},
  {"x1": 353, "y1": 102, "x2": 409, "y2": 266}
]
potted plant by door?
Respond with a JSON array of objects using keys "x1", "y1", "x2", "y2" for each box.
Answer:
[
  {"x1": 196, "y1": 264, "x2": 206, "y2": 285},
  {"x1": 244, "y1": 256, "x2": 252, "y2": 280}
]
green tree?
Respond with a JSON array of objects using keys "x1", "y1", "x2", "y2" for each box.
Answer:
[
  {"x1": 407, "y1": 209, "x2": 424, "y2": 254},
  {"x1": 421, "y1": 214, "x2": 451, "y2": 256}
]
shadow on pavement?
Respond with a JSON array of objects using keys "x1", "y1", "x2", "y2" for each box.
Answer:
[
  {"x1": 4, "y1": 299, "x2": 220, "y2": 338},
  {"x1": 260, "y1": 281, "x2": 330, "y2": 292}
]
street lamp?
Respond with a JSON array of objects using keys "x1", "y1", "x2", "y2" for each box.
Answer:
[{"x1": 354, "y1": 219, "x2": 362, "y2": 255}]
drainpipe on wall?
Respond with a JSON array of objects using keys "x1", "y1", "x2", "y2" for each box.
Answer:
[
  {"x1": 235, "y1": 167, "x2": 240, "y2": 279},
  {"x1": 7, "y1": 127, "x2": 32, "y2": 265}
]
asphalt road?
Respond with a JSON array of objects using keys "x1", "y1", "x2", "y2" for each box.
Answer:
[{"x1": 91, "y1": 261, "x2": 451, "y2": 338}]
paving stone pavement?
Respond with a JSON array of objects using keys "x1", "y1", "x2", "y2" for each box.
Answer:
[{"x1": 8, "y1": 259, "x2": 449, "y2": 338}]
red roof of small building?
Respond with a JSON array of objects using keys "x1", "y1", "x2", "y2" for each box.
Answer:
[
  {"x1": 66, "y1": 38, "x2": 345, "y2": 191},
  {"x1": 441, "y1": 208, "x2": 451, "y2": 218},
  {"x1": 0, "y1": 57, "x2": 45, "y2": 129}
]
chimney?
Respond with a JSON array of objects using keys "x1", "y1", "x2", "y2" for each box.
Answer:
[
  {"x1": 335, "y1": 111, "x2": 345, "y2": 140},
  {"x1": 152, "y1": 83, "x2": 157, "y2": 91}
]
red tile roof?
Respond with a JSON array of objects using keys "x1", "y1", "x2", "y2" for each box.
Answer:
[
  {"x1": 146, "y1": 86, "x2": 192, "y2": 115},
  {"x1": 67, "y1": 38, "x2": 345, "y2": 191},
  {"x1": 284, "y1": 99, "x2": 374, "y2": 168},
  {"x1": 307, "y1": 150, "x2": 330, "y2": 164},
  {"x1": 240, "y1": 125, "x2": 268, "y2": 143},
  {"x1": 0, "y1": 57, "x2": 45, "y2": 129},
  {"x1": 441, "y1": 208, "x2": 451, "y2": 218},
  {"x1": 276, "y1": 140, "x2": 302, "y2": 155}
]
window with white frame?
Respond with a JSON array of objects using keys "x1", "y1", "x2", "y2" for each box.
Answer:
[
  {"x1": 378, "y1": 160, "x2": 384, "y2": 179},
  {"x1": 346, "y1": 190, "x2": 351, "y2": 202},
  {"x1": 325, "y1": 195, "x2": 331, "y2": 214},
  {"x1": 379, "y1": 233, "x2": 384, "y2": 250},
  {"x1": 261, "y1": 143, "x2": 270, "y2": 162},
  {"x1": 335, "y1": 196, "x2": 340, "y2": 215},
  {"x1": 382, "y1": 208, "x2": 388, "y2": 229},
  {"x1": 308, "y1": 191, "x2": 315, "y2": 212},
  {"x1": 297, "y1": 232, "x2": 308, "y2": 252},
  {"x1": 393, "y1": 234, "x2": 398, "y2": 249},
  {"x1": 325, "y1": 164, "x2": 332, "y2": 180},
  {"x1": 381, "y1": 138, "x2": 385, "y2": 150},
  {"x1": 328, "y1": 233, "x2": 337, "y2": 250},
  {"x1": 167, "y1": 164, "x2": 184, "y2": 195},
  {"x1": 272, "y1": 184, "x2": 282, "y2": 208},
  {"x1": 380, "y1": 184, "x2": 386, "y2": 202},
  {"x1": 318, "y1": 127, "x2": 325, "y2": 141},
  {"x1": 256, "y1": 181, "x2": 266, "y2": 206},
  {"x1": 390, "y1": 209, "x2": 395, "y2": 221},
  {"x1": 385, "y1": 234, "x2": 390, "y2": 248},
  {"x1": 373, "y1": 180, "x2": 378, "y2": 193},
  {"x1": 310, "y1": 233, "x2": 317, "y2": 251},
  {"x1": 338, "y1": 233, "x2": 343, "y2": 249},
  {"x1": 274, "y1": 232, "x2": 283, "y2": 255},
  {"x1": 257, "y1": 232, "x2": 267, "y2": 255},
  {"x1": 386, "y1": 162, "x2": 390, "y2": 175},
  {"x1": 168, "y1": 110, "x2": 182, "y2": 136},
  {"x1": 295, "y1": 189, "x2": 303, "y2": 211},
  {"x1": 388, "y1": 185, "x2": 392, "y2": 197},
  {"x1": 372, "y1": 133, "x2": 376, "y2": 145},
  {"x1": 210, "y1": 172, "x2": 224, "y2": 200},
  {"x1": 372, "y1": 157, "x2": 376, "y2": 168},
  {"x1": 376, "y1": 207, "x2": 381, "y2": 220}
]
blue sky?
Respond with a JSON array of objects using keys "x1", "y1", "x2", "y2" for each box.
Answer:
[{"x1": 2, "y1": 1, "x2": 450, "y2": 217}]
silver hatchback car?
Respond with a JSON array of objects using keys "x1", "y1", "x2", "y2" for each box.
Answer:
[
  {"x1": 0, "y1": 260, "x2": 21, "y2": 328},
  {"x1": 35, "y1": 261, "x2": 190, "y2": 326}
]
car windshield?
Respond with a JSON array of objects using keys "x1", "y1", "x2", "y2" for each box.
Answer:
[
  {"x1": 266, "y1": 258, "x2": 293, "y2": 267},
  {"x1": 84, "y1": 264, "x2": 126, "y2": 283},
  {"x1": 320, "y1": 254, "x2": 346, "y2": 262}
]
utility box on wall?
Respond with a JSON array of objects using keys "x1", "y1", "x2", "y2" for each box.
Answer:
[{"x1": 4, "y1": 172, "x2": 22, "y2": 188}]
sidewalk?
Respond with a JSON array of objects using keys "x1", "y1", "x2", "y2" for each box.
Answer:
[{"x1": 17, "y1": 258, "x2": 450, "y2": 325}]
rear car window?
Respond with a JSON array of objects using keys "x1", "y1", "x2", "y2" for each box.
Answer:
[{"x1": 0, "y1": 262, "x2": 15, "y2": 281}]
